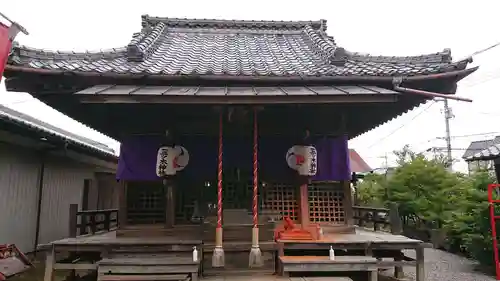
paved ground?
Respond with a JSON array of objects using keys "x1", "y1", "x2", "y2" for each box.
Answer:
[{"x1": 382, "y1": 248, "x2": 497, "y2": 281}]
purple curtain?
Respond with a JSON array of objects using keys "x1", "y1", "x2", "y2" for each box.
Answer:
[{"x1": 117, "y1": 135, "x2": 351, "y2": 181}]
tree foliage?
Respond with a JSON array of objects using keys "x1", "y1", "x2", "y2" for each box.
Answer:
[
  {"x1": 357, "y1": 145, "x2": 498, "y2": 267},
  {"x1": 356, "y1": 173, "x2": 386, "y2": 207}
]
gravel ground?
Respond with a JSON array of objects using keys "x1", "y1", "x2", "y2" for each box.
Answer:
[{"x1": 382, "y1": 248, "x2": 497, "y2": 281}]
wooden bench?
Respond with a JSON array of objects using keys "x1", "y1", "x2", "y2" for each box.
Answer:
[
  {"x1": 97, "y1": 256, "x2": 199, "y2": 281},
  {"x1": 279, "y1": 256, "x2": 378, "y2": 281},
  {"x1": 98, "y1": 275, "x2": 190, "y2": 281},
  {"x1": 296, "y1": 277, "x2": 353, "y2": 281}
]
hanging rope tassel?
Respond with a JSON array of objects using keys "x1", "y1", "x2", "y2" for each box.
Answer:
[
  {"x1": 212, "y1": 110, "x2": 225, "y2": 267},
  {"x1": 249, "y1": 108, "x2": 263, "y2": 267}
]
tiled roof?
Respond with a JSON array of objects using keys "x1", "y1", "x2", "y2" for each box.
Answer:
[
  {"x1": 464, "y1": 136, "x2": 500, "y2": 161},
  {"x1": 0, "y1": 104, "x2": 116, "y2": 158},
  {"x1": 7, "y1": 16, "x2": 472, "y2": 78},
  {"x1": 462, "y1": 136, "x2": 500, "y2": 160}
]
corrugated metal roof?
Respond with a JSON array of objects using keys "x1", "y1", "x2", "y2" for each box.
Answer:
[
  {"x1": 75, "y1": 85, "x2": 400, "y2": 96},
  {"x1": 0, "y1": 104, "x2": 116, "y2": 158}
]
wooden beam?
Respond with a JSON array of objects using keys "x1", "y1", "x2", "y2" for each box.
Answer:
[
  {"x1": 342, "y1": 180, "x2": 354, "y2": 226},
  {"x1": 298, "y1": 183, "x2": 310, "y2": 226},
  {"x1": 43, "y1": 245, "x2": 55, "y2": 281},
  {"x1": 68, "y1": 204, "x2": 78, "y2": 238},
  {"x1": 415, "y1": 245, "x2": 425, "y2": 281},
  {"x1": 165, "y1": 179, "x2": 175, "y2": 228},
  {"x1": 118, "y1": 181, "x2": 128, "y2": 229}
]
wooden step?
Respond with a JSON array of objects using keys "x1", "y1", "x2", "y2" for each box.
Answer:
[
  {"x1": 279, "y1": 256, "x2": 378, "y2": 276},
  {"x1": 321, "y1": 225, "x2": 356, "y2": 234},
  {"x1": 203, "y1": 268, "x2": 274, "y2": 276},
  {"x1": 99, "y1": 257, "x2": 198, "y2": 266},
  {"x1": 98, "y1": 257, "x2": 200, "y2": 277},
  {"x1": 203, "y1": 223, "x2": 275, "y2": 242},
  {"x1": 223, "y1": 209, "x2": 253, "y2": 224},
  {"x1": 109, "y1": 252, "x2": 193, "y2": 259},
  {"x1": 203, "y1": 241, "x2": 276, "y2": 252},
  {"x1": 98, "y1": 274, "x2": 189, "y2": 281},
  {"x1": 98, "y1": 265, "x2": 199, "y2": 275},
  {"x1": 280, "y1": 255, "x2": 377, "y2": 264},
  {"x1": 117, "y1": 225, "x2": 203, "y2": 238}
]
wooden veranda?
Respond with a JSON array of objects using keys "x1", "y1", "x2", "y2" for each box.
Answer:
[{"x1": 38, "y1": 204, "x2": 430, "y2": 281}]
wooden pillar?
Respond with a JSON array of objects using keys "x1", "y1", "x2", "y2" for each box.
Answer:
[
  {"x1": 68, "y1": 204, "x2": 78, "y2": 238},
  {"x1": 118, "y1": 180, "x2": 128, "y2": 229},
  {"x1": 165, "y1": 179, "x2": 175, "y2": 228},
  {"x1": 389, "y1": 202, "x2": 404, "y2": 278},
  {"x1": 298, "y1": 183, "x2": 309, "y2": 226},
  {"x1": 67, "y1": 204, "x2": 78, "y2": 281},
  {"x1": 342, "y1": 180, "x2": 354, "y2": 226},
  {"x1": 416, "y1": 245, "x2": 425, "y2": 281},
  {"x1": 43, "y1": 245, "x2": 55, "y2": 281}
]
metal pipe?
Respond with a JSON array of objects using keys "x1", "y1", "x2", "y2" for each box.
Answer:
[
  {"x1": 33, "y1": 152, "x2": 46, "y2": 255},
  {"x1": 393, "y1": 85, "x2": 472, "y2": 103}
]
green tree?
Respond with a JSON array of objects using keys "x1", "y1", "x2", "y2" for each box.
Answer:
[
  {"x1": 356, "y1": 173, "x2": 386, "y2": 207},
  {"x1": 387, "y1": 147, "x2": 462, "y2": 229},
  {"x1": 444, "y1": 171, "x2": 497, "y2": 266}
]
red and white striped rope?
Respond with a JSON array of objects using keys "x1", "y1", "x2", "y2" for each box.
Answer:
[
  {"x1": 252, "y1": 109, "x2": 258, "y2": 228},
  {"x1": 217, "y1": 112, "x2": 223, "y2": 228}
]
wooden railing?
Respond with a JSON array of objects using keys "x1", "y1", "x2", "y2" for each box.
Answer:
[
  {"x1": 68, "y1": 204, "x2": 118, "y2": 237},
  {"x1": 352, "y1": 203, "x2": 403, "y2": 234}
]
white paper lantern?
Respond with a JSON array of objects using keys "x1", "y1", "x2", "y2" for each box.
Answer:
[
  {"x1": 156, "y1": 145, "x2": 189, "y2": 177},
  {"x1": 286, "y1": 145, "x2": 318, "y2": 176}
]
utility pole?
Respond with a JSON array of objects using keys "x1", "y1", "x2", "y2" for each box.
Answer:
[
  {"x1": 381, "y1": 153, "x2": 389, "y2": 201},
  {"x1": 443, "y1": 99, "x2": 454, "y2": 171}
]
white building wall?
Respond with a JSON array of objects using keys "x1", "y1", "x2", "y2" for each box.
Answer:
[
  {"x1": 0, "y1": 143, "x2": 40, "y2": 253},
  {"x1": 0, "y1": 142, "x2": 114, "y2": 253},
  {"x1": 37, "y1": 156, "x2": 94, "y2": 245}
]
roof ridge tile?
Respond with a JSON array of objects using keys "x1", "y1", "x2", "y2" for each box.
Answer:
[
  {"x1": 141, "y1": 15, "x2": 325, "y2": 30},
  {"x1": 127, "y1": 22, "x2": 167, "y2": 62},
  {"x1": 349, "y1": 48, "x2": 454, "y2": 64},
  {"x1": 9, "y1": 42, "x2": 126, "y2": 61},
  {"x1": 302, "y1": 25, "x2": 346, "y2": 66}
]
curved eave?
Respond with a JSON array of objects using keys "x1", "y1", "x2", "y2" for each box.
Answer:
[
  {"x1": 4, "y1": 64, "x2": 479, "y2": 84},
  {"x1": 347, "y1": 65, "x2": 478, "y2": 140}
]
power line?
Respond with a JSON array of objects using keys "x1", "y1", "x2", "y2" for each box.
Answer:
[
  {"x1": 431, "y1": 147, "x2": 494, "y2": 151},
  {"x1": 366, "y1": 101, "x2": 436, "y2": 149},
  {"x1": 447, "y1": 132, "x2": 500, "y2": 139},
  {"x1": 458, "y1": 40, "x2": 500, "y2": 61}
]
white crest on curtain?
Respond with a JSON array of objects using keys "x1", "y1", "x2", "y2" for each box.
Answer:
[
  {"x1": 286, "y1": 145, "x2": 318, "y2": 176},
  {"x1": 156, "y1": 145, "x2": 190, "y2": 177}
]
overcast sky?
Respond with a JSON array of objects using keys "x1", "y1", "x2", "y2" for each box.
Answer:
[{"x1": 1, "y1": 0, "x2": 499, "y2": 172}]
